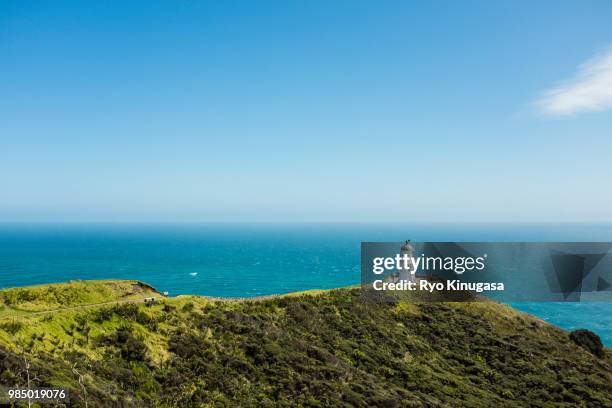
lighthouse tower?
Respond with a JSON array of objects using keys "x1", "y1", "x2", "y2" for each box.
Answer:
[{"x1": 399, "y1": 240, "x2": 417, "y2": 282}]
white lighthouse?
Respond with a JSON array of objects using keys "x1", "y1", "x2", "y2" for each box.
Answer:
[{"x1": 399, "y1": 240, "x2": 417, "y2": 283}]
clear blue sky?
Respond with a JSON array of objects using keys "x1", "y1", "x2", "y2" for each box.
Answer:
[{"x1": 1, "y1": 1, "x2": 612, "y2": 223}]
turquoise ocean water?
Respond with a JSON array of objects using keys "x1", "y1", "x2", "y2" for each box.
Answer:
[{"x1": 0, "y1": 224, "x2": 610, "y2": 346}]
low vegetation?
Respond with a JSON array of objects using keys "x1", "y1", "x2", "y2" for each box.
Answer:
[
  {"x1": 0, "y1": 281, "x2": 610, "y2": 407},
  {"x1": 0, "y1": 280, "x2": 159, "y2": 316},
  {"x1": 570, "y1": 329, "x2": 606, "y2": 358}
]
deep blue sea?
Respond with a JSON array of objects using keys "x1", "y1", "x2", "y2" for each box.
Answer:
[{"x1": 0, "y1": 223, "x2": 610, "y2": 346}]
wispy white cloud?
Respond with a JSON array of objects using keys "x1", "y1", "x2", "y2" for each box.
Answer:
[{"x1": 535, "y1": 47, "x2": 612, "y2": 116}]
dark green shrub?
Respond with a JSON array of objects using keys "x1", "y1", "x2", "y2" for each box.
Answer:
[
  {"x1": 75, "y1": 314, "x2": 88, "y2": 328},
  {"x1": 119, "y1": 331, "x2": 148, "y2": 362},
  {"x1": 99, "y1": 327, "x2": 148, "y2": 362},
  {"x1": 113, "y1": 303, "x2": 140, "y2": 319},
  {"x1": 0, "y1": 321, "x2": 23, "y2": 334},
  {"x1": 92, "y1": 307, "x2": 114, "y2": 323},
  {"x1": 569, "y1": 329, "x2": 604, "y2": 358},
  {"x1": 168, "y1": 331, "x2": 210, "y2": 358}
]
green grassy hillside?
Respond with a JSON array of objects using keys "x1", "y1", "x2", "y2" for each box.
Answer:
[
  {"x1": 0, "y1": 280, "x2": 159, "y2": 316},
  {"x1": 0, "y1": 281, "x2": 610, "y2": 407}
]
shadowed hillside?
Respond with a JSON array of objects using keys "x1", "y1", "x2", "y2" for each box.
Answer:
[{"x1": 0, "y1": 281, "x2": 610, "y2": 407}]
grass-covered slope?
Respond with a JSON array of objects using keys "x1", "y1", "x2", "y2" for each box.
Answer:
[
  {"x1": 0, "y1": 280, "x2": 159, "y2": 316},
  {"x1": 0, "y1": 281, "x2": 610, "y2": 407}
]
